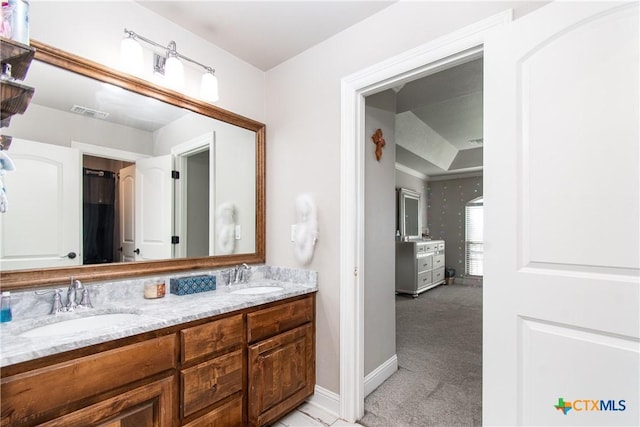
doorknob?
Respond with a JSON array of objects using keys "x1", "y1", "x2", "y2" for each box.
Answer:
[
  {"x1": 61, "y1": 252, "x2": 77, "y2": 259},
  {"x1": 118, "y1": 247, "x2": 123, "y2": 252},
  {"x1": 134, "y1": 248, "x2": 140, "y2": 255}
]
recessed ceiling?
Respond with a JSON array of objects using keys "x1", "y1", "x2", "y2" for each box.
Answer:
[
  {"x1": 136, "y1": 1, "x2": 397, "y2": 71},
  {"x1": 392, "y1": 58, "x2": 484, "y2": 177}
]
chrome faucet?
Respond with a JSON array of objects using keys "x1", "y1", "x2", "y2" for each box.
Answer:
[
  {"x1": 61, "y1": 278, "x2": 92, "y2": 312},
  {"x1": 233, "y1": 263, "x2": 250, "y2": 284}
]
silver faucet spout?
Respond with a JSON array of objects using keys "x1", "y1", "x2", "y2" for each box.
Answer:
[
  {"x1": 65, "y1": 278, "x2": 90, "y2": 311},
  {"x1": 233, "y1": 263, "x2": 250, "y2": 284}
]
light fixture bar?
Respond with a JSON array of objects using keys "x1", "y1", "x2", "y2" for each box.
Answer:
[{"x1": 124, "y1": 28, "x2": 215, "y2": 74}]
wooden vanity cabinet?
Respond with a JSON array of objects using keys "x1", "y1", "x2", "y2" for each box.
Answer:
[
  {"x1": 1, "y1": 293, "x2": 316, "y2": 427},
  {"x1": 247, "y1": 295, "x2": 316, "y2": 427}
]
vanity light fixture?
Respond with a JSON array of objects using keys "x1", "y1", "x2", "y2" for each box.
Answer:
[{"x1": 121, "y1": 28, "x2": 219, "y2": 102}]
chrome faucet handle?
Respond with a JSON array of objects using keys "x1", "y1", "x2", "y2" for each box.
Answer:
[
  {"x1": 240, "y1": 263, "x2": 251, "y2": 283},
  {"x1": 35, "y1": 288, "x2": 65, "y2": 315},
  {"x1": 51, "y1": 289, "x2": 65, "y2": 314},
  {"x1": 77, "y1": 287, "x2": 93, "y2": 309}
]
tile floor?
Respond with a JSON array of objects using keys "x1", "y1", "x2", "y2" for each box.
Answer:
[{"x1": 273, "y1": 403, "x2": 362, "y2": 427}]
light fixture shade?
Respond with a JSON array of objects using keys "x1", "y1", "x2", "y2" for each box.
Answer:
[
  {"x1": 164, "y1": 56, "x2": 184, "y2": 89},
  {"x1": 120, "y1": 37, "x2": 143, "y2": 75},
  {"x1": 200, "y1": 72, "x2": 219, "y2": 102}
]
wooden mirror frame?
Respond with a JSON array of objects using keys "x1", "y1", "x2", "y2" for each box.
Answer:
[{"x1": 0, "y1": 40, "x2": 265, "y2": 291}]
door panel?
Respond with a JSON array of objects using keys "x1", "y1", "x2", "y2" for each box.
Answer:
[
  {"x1": 484, "y1": 2, "x2": 639, "y2": 426},
  {"x1": 0, "y1": 139, "x2": 81, "y2": 270},
  {"x1": 135, "y1": 155, "x2": 173, "y2": 260},
  {"x1": 119, "y1": 164, "x2": 135, "y2": 262}
]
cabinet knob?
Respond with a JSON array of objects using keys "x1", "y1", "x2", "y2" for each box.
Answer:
[{"x1": 210, "y1": 383, "x2": 218, "y2": 393}]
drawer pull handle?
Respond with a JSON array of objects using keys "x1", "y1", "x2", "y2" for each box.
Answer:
[{"x1": 211, "y1": 383, "x2": 218, "y2": 393}]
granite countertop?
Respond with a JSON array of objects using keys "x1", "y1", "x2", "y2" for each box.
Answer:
[{"x1": 0, "y1": 266, "x2": 318, "y2": 367}]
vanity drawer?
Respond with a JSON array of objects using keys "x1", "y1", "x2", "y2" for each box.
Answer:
[
  {"x1": 433, "y1": 254, "x2": 445, "y2": 269},
  {"x1": 417, "y1": 271, "x2": 432, "y2": 289},
  {"x1": 1, "y1": 334, "x2": 176, "y2": 427},
  {"x1": 181, "y1": 314, "x2": 243, "y2": 363},
  {"x1": 183, "y1": 395, "x2": 243, "y2": 427},
  {"x1": 433, "y1": 267, "x2": 445, "y2": 284},
  {"x1": 247, "y1": 296, "x2": 314, "y2": 343},
  {"x1": 181, "y1": 349, "x2": 243, "y2": 418},
  {"x1": 417, "y1": 254, "x2": 432, "y2": 271}
]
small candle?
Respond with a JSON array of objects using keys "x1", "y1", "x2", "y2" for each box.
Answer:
[{"x1": 144, "y1": 281, "x2": 166, "y2": 299}]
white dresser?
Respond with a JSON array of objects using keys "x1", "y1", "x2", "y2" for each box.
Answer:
[{"x1": 395, "y1": 240, "x2": 445, "y2": 297}]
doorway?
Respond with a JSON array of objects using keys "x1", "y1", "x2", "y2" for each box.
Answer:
[
  {"x1": 338, "y1": 11, "x2": 509, "y2": 422},
  {"x1": 82, "y1": 154, "x2": 133, "y2": 265},
  {"x1": 361, "y1": 56, "x2": 484, "y2": 424}
]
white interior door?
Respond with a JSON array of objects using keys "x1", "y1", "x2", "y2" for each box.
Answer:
[
  {"x1": 0, "y1": 139, "x2": 81, "y2": 270},
  {"x1": 118, "y1": 164, "x2": 135, "y2": 262},
  {"x1": 484, "y1": 2, "x2": 639, "y2": 426},
  {"x1": 134, "y1": 155, "x2": 173, "y2": 260}
]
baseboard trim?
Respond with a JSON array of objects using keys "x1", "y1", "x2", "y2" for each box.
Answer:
[
  {"x1": 305, "y1": 356, "x2": 399, "y2": 419},
  {"x1": 364, "y1": 354, "x2": 398, "y2": 397},
  {"x1": 306, "y1": 385, "x2": 340, "y2": 417}
]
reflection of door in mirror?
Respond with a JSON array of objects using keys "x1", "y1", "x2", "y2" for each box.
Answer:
[
  {"x1": 119, "y1": 164, "x2": 135, "y2": 262},
  {"x1": 0, "y1": 138, "x2": 81, "y2": 270}
]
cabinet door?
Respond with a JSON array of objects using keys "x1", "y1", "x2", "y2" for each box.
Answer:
[
  {"x1": 1, "y1": 335, "x2": 176, "y2": 426},
  {"x1": 38, "y1": 376, "x2": 174, "y2": 427},
  {"x1": 248, "y1": 323, "x2": 315, "y2": 427}
]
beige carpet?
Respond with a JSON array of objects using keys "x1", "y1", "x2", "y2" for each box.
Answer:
[{"x1": 360, "y1": 283, "x2": 482, "y2": 427}]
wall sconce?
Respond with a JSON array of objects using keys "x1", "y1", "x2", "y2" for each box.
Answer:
[{"x1": 120, "y1": 28, "x2": 219, "y2": 102}]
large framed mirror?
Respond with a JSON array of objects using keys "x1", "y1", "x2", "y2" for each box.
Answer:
[{"x1": 0, "y1": 40, "x2": 265, "y2": 290}]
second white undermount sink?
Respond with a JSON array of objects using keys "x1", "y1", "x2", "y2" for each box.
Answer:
[
  {"x1": 230, "y1": 286, "x2": 284, "y2": 295},
  {"x1": 19, "y1": 313, "x2": 145, "y2": 338}
]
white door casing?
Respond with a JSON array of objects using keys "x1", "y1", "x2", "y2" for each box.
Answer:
[
  {"x1": 171, "y1": 132, "x2": 215, "y2": 258},
  {"x1": 339, "y1": 11, "x2": 512, "y2": 422},
  {"x1": 134, "y1": 155, "x2": 174, "y2": 261},
  {"x1": 484, "y1": 2, "x2": 639, "y2": 426},
  {"x1": 118, "y1": 164, "x2": 135, "y2": 263},
  {"x1": 0, "y1": 139, "x2": 81, "y2": 270}
]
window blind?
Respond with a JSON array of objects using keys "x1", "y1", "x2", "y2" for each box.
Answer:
[{"x1": 465, "y1": 198, "x2": 483, "y2": 276}]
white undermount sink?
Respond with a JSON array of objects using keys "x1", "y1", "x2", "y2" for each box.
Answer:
[
  {"x1": 19, "y1": 313, "x2": 145, "y2": 338},
  {"x1": 230, "y1": 286, "x2": 284, "y2": 295}
]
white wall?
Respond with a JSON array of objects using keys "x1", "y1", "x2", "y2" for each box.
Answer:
[
  {"x1": 265, "y1": 0, "x2": 546, "y2": 395},
  {"x1": 364, "y1": 90, "x2": 397, "y2": 379}
]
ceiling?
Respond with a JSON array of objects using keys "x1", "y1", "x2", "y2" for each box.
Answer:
[
  {"x1": 392, "y1": 58, "x2": 483, "y2": 178},
  {"x1": 136, "y1": 1, "x2": 397, "y2": 71}
]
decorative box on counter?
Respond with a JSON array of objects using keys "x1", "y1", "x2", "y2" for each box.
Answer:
[{"x1": 169, "y1": 274, "x2": 216, "y2": 295}]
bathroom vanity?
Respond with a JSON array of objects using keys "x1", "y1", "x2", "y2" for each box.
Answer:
[
  {"x1": 0, "y1": 268, "x2": 316, "y2": 427},
  {"x1": 395, "y1": 240, "x2": 445, "y2": 297}
]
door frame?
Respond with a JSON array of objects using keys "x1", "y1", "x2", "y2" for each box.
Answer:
[
  {"x1": 171, "y1": 132, "x2": 215, "y2": 258},
  {"x1": 338, "y1": 10, "x2": 512, "y2": 422}
]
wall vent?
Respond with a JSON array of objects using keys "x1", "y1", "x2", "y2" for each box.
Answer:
[{"x1": 70, "y1": 105, "x2": 110, "y2": 120}]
